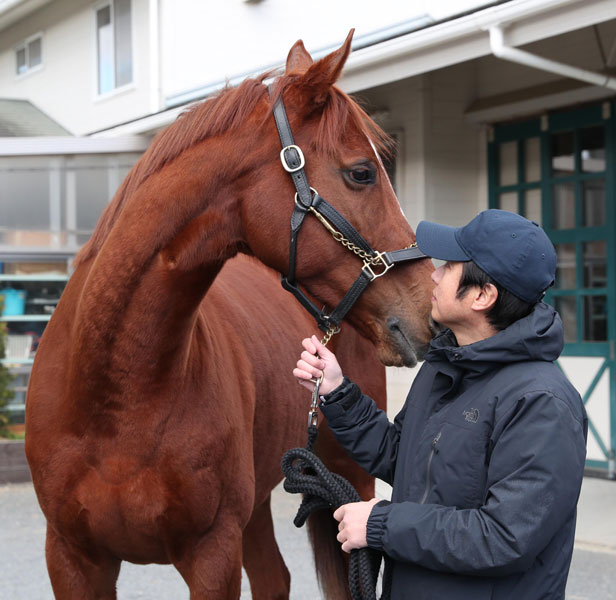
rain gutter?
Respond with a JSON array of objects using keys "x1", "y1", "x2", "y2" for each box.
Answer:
[{"x1": 488, "y1": 24, "x2": 616, "y2": 91}]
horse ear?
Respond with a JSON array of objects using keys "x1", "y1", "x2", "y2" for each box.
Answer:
[
  {"x1": 301, "y1": 29, "x2": 354, "y2": 104},
  {"x1": 286, "y1": 40, "x2": 313, "y2": 75}
]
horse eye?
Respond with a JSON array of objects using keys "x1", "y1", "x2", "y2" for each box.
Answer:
[{"x1": 344, "y1": 164, "x2": 377, "y2": 186}]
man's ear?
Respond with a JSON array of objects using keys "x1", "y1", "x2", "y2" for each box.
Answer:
[{"x1": 471, "y1": 283, "x2": 498, "y2": 313}]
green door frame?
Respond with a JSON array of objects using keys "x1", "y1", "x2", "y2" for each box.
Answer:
[{"x1": 488, "y1": 101, "x2": 616, "y2": 478}]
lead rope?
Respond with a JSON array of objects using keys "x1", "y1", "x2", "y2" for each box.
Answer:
[{"x1": 281, "y1": 335, "x2": 391, "y2": 600}]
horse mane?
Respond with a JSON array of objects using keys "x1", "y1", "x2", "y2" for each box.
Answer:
[{"x1": 75, "y1": 70, "x2": 392, "y2": 267}]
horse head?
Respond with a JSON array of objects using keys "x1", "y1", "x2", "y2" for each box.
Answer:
[
  {"x1": 243, "y1": 31, "x2": 435, "y2": 366},
  {"x1": 76, "y1": 31, "x2": 435, "y2": 368}
]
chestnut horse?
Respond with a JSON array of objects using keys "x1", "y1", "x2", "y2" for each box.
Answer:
[{"x1": 25, "y1": 32, "x2": 434, "y2": 599}]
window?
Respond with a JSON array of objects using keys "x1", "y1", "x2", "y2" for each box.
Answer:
[
  {"x1": 96, "y1": 0, "x2": 133, "y2": 95},
  {"x1": 15, "y1": 34, "x2": 42, "y2": 76},
  {"x1": 0, "y1": 153, "x2": 141, "y2": 249},
  {"x1": 488, "y1": 102, "x2": 614, "y2": 350}
]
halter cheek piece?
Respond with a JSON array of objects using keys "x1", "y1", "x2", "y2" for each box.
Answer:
[{"x1": 270, "y1": 87, "x2": 427, "y2": 344}]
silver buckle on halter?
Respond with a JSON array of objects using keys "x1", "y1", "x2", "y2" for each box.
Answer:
[
  {"x1": 362, "y1": 251, "x2": 394, "y2": 281},
  {"x1": 280, "y1": 145, "x2": 306, "y2": 173}
]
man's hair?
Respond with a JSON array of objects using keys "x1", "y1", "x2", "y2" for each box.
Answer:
[{"x1": 456, "y1": 261, "x2": 535, "y2": 331}]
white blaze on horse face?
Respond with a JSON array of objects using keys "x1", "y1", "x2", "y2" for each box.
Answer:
[{"x1": 368, "y1": 136, "x2": 408, "y2": 220}]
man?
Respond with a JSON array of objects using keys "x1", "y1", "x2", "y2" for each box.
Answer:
[{"x1": 294, "y1": 209, "x2": 587, "y2": 599}]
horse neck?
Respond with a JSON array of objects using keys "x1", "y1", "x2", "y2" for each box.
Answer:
[{"x1": 69, "y1": 131, "x2": 262, "y2": 387}]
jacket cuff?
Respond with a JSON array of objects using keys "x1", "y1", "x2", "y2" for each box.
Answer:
[
  {"x1": 366, "y1": 500, "x2": 392, "y2": 551},
  {"x1": 321, "y1": 377, "x2": 362, "y2": 410}
]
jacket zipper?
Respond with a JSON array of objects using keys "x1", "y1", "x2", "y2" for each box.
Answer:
[{"x1": 419, "y1": 431, "x2": 441, "y2": 504}]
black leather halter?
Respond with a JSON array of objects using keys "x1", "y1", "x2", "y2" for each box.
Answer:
[{"x1": 270, "y1": 89, "x2": 427, "y2": 342}]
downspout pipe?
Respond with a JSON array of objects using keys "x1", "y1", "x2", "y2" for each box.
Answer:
[{"x1": 489, "y1": 25, "x2": 616, "y2": 91}]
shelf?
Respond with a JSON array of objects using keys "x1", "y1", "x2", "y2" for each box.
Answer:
[
  {"x1": 0, "y1": 358, "x2": 34, "y2": 366},
  {"x1": 0, "y1": 315, "x2": 52, "y2": 322},
  {"x1": 0, "y1": 275, "x2": 68, "y2": 282}
]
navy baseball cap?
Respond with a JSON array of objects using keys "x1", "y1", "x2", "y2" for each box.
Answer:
[{"x1": 416, "y1": 209, "x2": 557, "y2": 303}]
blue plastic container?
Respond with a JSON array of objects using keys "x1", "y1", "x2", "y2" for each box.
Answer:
[{"x1": 0, "y1": 288, "x2": 26, "y2": 316}]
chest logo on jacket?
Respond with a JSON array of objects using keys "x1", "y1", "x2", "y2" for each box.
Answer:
[{"x1": 463, "y1": 408, "x2": 480, "y2": 424}]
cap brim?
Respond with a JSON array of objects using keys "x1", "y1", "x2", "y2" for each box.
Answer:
[{"x1": 416, "y1": 221, "x2": 471, "y2": 261}]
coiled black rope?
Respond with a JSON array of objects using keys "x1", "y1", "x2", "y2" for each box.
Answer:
[{"x1": 281, "y1": 423, "x2": 391, "y2": 600}]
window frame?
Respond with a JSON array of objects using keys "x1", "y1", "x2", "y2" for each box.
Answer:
[
  {"x1": 94, "y1": 0, "x2": 134, "y2": 98},
  {"x1": 14, "y1": 32, "x2": 43, "y2": 77}
]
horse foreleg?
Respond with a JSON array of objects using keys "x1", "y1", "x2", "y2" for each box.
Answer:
[
  {"x1": 242, "y1": 493, "x2": 290, "y2": 600},
  {"x1": 45, "y1": 526, "x2": 121, "y2": 600},
  {"x1": 174, "y1": 518, "x2": 244, "y2": 600}
]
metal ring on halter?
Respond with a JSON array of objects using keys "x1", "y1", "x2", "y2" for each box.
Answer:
[{"x1": 294, "y1": 187, "x2": 318, "y2": 209}]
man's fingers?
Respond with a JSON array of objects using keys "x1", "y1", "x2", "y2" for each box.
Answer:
[
  {"x1": 311, "y1": 335, "x2": 334, "y2": 358},
  {"x1": 300, "y1": 350, "x2": 325, "y2": 369},
  {"x1": 301, "y1": 337, "x2": 316, "y2": 355},
  {"x1": 296, "y1": 360, "x2": 322, "y2": 379},
  {"x1": 333, "y1": 505, "x2": 345, "y2": 521}
]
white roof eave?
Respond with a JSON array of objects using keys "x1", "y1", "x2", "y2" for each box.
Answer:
[
  {"x1": 0, "y1": 0, "x2": 53, "y2": 32},
  {"x1": 340, "y1": 0, "x2": 616, "y2": 92}
]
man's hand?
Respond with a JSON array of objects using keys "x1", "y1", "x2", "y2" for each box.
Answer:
[
  {"x1": 333, "y1": 498, "x2": 380, "y2": 553},
  {"x1": 293, "y1": 335, "x2": 344, "y2": 396}
]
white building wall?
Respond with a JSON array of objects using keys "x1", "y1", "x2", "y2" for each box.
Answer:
[
  {"x1": 0, "y1": 0, "x2": 153, "y2": 135},
  {"x1": 424, "y1": 62, "x2": 485, "y2": 227},
  {"x1": 358, "y1": 77, "x2": 428, "y2": 229}
]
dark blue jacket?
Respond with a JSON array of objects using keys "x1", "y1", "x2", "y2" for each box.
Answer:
[{"x1": 321, "y1": 302, "x2": 587, "y2": 600}]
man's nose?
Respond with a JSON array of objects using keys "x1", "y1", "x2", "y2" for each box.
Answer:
[{"x1": 431, "y1": 266, "x2": 442, "y2": 284}]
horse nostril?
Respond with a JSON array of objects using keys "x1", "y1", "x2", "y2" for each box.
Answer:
[{"x1": 387, "y1": 316, "x2": 401, "y2": 334}]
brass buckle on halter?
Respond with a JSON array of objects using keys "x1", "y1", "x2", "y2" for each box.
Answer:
[
  {"x1": 281, "y1": 144, "x2": 306, "y2": 173},
  {"x1": 362, "y1": 251, "x2": 394, "y2": 281}
]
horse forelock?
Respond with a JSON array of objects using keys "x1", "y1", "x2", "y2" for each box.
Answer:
[{"x1": 75, "y1": 70, "x2": 391, "y2": 267}]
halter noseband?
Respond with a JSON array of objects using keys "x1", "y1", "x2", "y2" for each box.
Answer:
[{"x1": 270, "y1": 88, "x2": 427, "y2": 344}]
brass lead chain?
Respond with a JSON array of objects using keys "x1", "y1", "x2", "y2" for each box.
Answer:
[
  {"x1": 321, "y1": 324, "x2": 341, "y2": 347},
  {"x1": 308, "y1": 207, "x2": 382, "y2": 265},
  {"x1": 308, "y1": 206, "x2": 418, "y2": 266}
]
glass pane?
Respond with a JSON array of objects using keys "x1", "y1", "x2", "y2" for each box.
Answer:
[
  {"x1": 551, "y1": 131, "x2": 574, "y2": 177},
  {"x1": 72, "y1": 158, "x2": 110, "y2": 233},
  {"x1": 499, "y1": 192, "x2": 517, "y2": 213},
  {"x1": 524, "y1": 188, "x2": 541, "y2": 225},
  {"x1": 499, "y1": 141, "x2": 517, "y2": 186},
  {"x1": 554, "y1": 296, "x2": 576, "y2": 343},
  {"x1": 28, "y1": 37, "x2": 42, "y2": 68},
  {"x1": 580, "y1": 126, "x2": 605, "y2": 173},
  {"x1": 72, "y1": 153, "x2": 140, "y2": 236},
  {"x1": 114, "y1": 0, "x2": 133, "y2": 87},
  {"x1": 583, "y1": 295, "x2": 607, "y2": 342},
  {"x1": 97, "y1": 6, "x2": 114, "y2": 94},
  {"x1": 524, "y1": 137, "x2": 540, "y2": 182},
  {"x1": 16, "y1": 47, "x2": 26, "y2": 74},
  {"x1": 0, "y1": 157, "x2": 51, "y2": 231},
  {"x1": 583, "y1": 241, "x2": 606, "y2": 288},
  {"x1": 555, "y1": 243, "x2": 576, "y2": 289},
  {"x1": 582, "y1": 179, "x2": 605, "y2": 227},
  {"x1": 552, "y1": 183, "x2": 575, "y2": 229}
]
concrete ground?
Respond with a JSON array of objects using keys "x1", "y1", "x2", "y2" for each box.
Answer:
[{"x1": 1, "y1": 475, "x2": 615, "y2": 599}]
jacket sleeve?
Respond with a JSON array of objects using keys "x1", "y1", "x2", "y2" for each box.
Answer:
[
  {"x1": 365, "y1": 390, "x2": 587, "y2": 575},
  {"x1": 320, "y1": 380, "x2": 408, "y2": 485}
]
